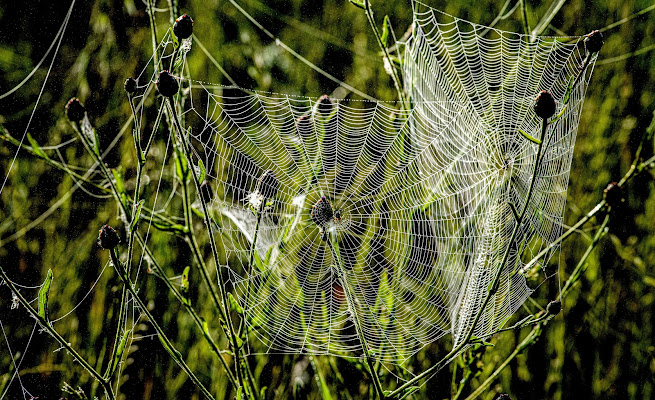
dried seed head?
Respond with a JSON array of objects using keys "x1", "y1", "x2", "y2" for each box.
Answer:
[
  {"x1": 311, "y1": 196, "x2": 333, "y2": 227},
  {"x1": 546, "y1": 300, "x2": 562, "y2": 316},
  {"x1": 584, "y1": 30, "x2": 604, "y2": 54},
  {"x1": 199, "y1": 180, "x2": 213, "y2": 203},
  {"x1": 316, "y1": 94, "x2": 333, "y2": 115},
  {"x1": 603, "y1": 181, "x2": 623, "y2": 208},
  {"x1": 124, "y1": 77, "x2": 137, "y2": 95},
  {"x1": 173, "y1": 14, "x2": 194, "y2": 40},
  {"x1": 534, "y1": 90, "x2": 556, "y2": 120},
  {"x1": 97, "y1": 225, "x2": 120, "y2": 250},
  {"x1": 496, "y1": 394, "x2": 512, "y2": 400},
  {"x1": 156, "y1": 70, "x2": 179, "y2": 97},
  {"x1": 65, "y1": 98, "x2": 86, "y2": 122},
  {"x1": 296, "y1": 115, "x2": 312, "y2": 137}
]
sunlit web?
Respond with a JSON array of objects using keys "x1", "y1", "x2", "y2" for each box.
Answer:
[{"x1": 136, "y1": 3, "x2": 597, "y2": 364}]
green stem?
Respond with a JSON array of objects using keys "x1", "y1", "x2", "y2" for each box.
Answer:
[
  {"x1": 363, "y1": 0, "x2": 408, "y2": 109},
  {"x1": 326, "y1": 234, "x2": 385, "y2": 399},
  {"x1": 108, "y1": 250, "x2": 215, "y2": 400},
  {"x1": 520, "y1": 0, "x2": 530, "y2": 36},
  {"x1": 387, "y1": 118, "x2": 549, "y2": 398},
  {"x1": 166, "y1": 98, "x2": 252, "y2": 398}
]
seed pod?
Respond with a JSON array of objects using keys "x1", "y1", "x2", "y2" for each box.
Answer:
[
  {"x1": 316, "y1": 94, "x2": 333, "y2": 115},
  {"x1": 546, "y1": 300, "x2": 562, "y2": 316},
  {"x1": 124, "y1": 77, "x2": 137, "y2": 95},
  {"x1": 97, "y1": 225, "x2": 120, "y2": 250},
  {"x1": 534, "y1": 90, "x2": 556, "y2": 120},
  {"x1": 296, "y1": 115, "x2": 312, "y2": 138},
  {"x1": 173, "y1": 14, "x2": 194, "y2": 40},
  {"x1": 584, "y1": 30, "x2": 604, "y2": 54},
  {"x1": 603, "y1": 181, "x2": 623, "y2": 208},
  {"x1": 199, "y1": 180, "x2": 213, "y2": 203},
  {"x1": 311, "y1": 196, "x2": 334, "y2": 227},
  {"x1": 257, "y1": 170, "x2": 279, "y2": 199},
  {"x1": 65, "y1": 98, "x2": 86, "y2": 122},
  {"x1": 156, "y1": 70, "x2": 179, "y2": 97}
]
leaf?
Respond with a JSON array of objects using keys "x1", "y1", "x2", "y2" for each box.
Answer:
[
  {"x1": 259, "y1": 386, "x2": 268, "y2": 400},
  {"x1": 181, "y1": 266, "x2": 191, "y2": 305},
  {"x1": 129, "y1": 200, "x2": 144, "y2": 232},
  {"x1": 174, "y1": 144, "x2": 189, "y2": 183},
  {"x1": 228, "y1": 292, "x2": 244, "y2": 315},
  {"x1": 381, "y1": 15, "x2": 391, "y2": 48},
  {"x1": 236, "y1": 387, "x2": 243, "y2": 400},
  {"x1": 38, "y1": 269, "x2": 53, "y2": 323},
  {"x1": 348, "y1": 0, "x2": 366, "y2": 9},
  {"x1": 26, "y1": 133, "x2": 47, "y2": 159},
  {"x1": 198, "y1": 159, "x2": 206, "y2": 183},
  {"x1": 518, "y1": 128, "x2": 542, "y2": 144},
  {"x1": 563, "y1": 76, "x2": 574, "y2": 105},
  {"x1": 151, "y1": 220, "x2": 188, "y2": 235}
]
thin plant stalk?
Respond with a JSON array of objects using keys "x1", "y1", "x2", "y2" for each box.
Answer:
[
  {"x1": 108, "y1": 249, "x2": 216, "y2": 400},
  {"x1": 387, "y1": 118, "x2": 550, "y2": 398},
  {"x1": 326, "y1": 233, "x2": 385, "y2": 399},
  {"x1": 166, "y1": 98, "x2": 254, "y2": 398}
]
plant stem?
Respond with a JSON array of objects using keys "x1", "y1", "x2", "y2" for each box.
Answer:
[
  {"x1": 520, "y1": 0, "x2": 530, "y2": 36},
  {"x1": 239, "y1": 200, "x2": 265, "y2": 338},
  {"x1": 387, "y1": 118, "x2": 549, "y2": 398},
  {"x1": 326, "y1": 234, "x2": 385, "y2": 399},
  {"x1": 0, "y1": 266, "x2": 115, "y2": 400},
  {"x1": 363, "y1": 0, "x2": 408, "y2": 109},
  {"x1": 166, "y1": 98, "x2": 253, "y2": 398},
  {"x1": 108, "y1": 250, "x2": 216, "y2": 400}
]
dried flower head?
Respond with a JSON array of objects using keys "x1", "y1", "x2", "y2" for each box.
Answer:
[
  {"x1": 311, "y1": 196, "x2": 333, "y2": 227},
  {"x1": 546, "y1": 300, "x2": 562, "y2": 316},
  {"x1": 124, "y1": 77, "x2": 137, "y2": 95},
  {"x1": 584, "y1": 30, "x2": 604, "y2": 54},
  {"x1": 603, "y1": 181, "x2": 623, "y2": 208},
  {"x1": 316, "y1": 94, "x2": 333, "y2": 115},
  {"x1": 173, "y1": 14, "x2": 194, "y2": 40},
  {"x1": 199, "y1": 180, "x2": 213, "y2": 203},
  {"x1": 257, "y1": 170, "x2": 279, "y2": 199},
  {"x1": 534, "y1": 90, "x2": 556, "y2": 120},
  {"x1": 65, "y1": 98, "x2": 86, "y2": 122},
  {"x1": 97, "y1": 225, "x2": 120, "y2": 250},
  {"x1": 156, "y1": 70, "x2": 179, "y2": 97}
]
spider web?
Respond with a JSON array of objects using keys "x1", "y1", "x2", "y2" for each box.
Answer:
[{"x1": 141, "y1": 5, "x2": 595, "y2": 364}]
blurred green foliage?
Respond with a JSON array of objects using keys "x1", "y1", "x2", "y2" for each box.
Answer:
[{"x1": 1, "y1": 0, "x2": 654, "y2": 399}]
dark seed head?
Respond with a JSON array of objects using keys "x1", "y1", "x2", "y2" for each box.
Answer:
[
  {"x1": 97, "y1": 225, "x2": 120, "y2": 250},
  {"x1": 65, "y1": 98, "x2": 86, "y2": 122},
  {"x1": 546, "y1": 300, "x2": 562, "y2": 316},
  {"x1": 124, "y1": 77, "x2": 137, "y2": 95},
  {"x1": 296, "y1": 115, "x2": 312, "y2": 137},
  {"x1": 199, "y1": 180, "x2": 213, "y2": 203},
  {"x1": 316, "y1": 94, "x2": 333, "y2": 115},
  {"x1": 311, "y1": 196, "x2": 333, "y2": 227},
  {"x1": 257, "y1": 170, "x2": 279, "y2": 199},
  {"x1": 496, "y1": 394, "x2": 512, "y2": 400},
  {"x1": 603, "y1": 181, "x2": 623, "y2": 208},
  {"x1": 534, "y1": 90, "x2": 557, "y2": 120},
  {"x1": 584, "y1": 30, "x2": 604, "y2": 54},
  {"x1": 173, "y1": 14, "x2": 194, "y2": 40},
  {"x1": 156, "y1": 70, "x2": 179, "y2": 97}
]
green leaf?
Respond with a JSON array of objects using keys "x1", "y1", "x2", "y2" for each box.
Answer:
[
  {"x1": 151, "y1": 220, "x2": 188, "y2": 235},
  {"x1": 381, "y1": 15, "x2": 391, "y2": 48},
  {"x1": 181, "y1": 266, "x2": 191, "y2": 305},
  {"x1": 112, "y1": 168, "x2": 126, "y2": 195},
  {"x1": 518, "y1": 128, "x2": 542, "y2": 144},
  {"x1": 174, "y1": 144, "x2": 189, "y2": 183},
  {"x1": 228, "y1": 292, "x2": 243, "y2": 315},
  {"x1": 236, "y1": 387, "x2": 243, "y2": 400},
  {"x1": 259, "y1": 386, "x2": 268, "y2": 400},
  {"x1": 38, "y1": 269, "x2": 53, "y2": 323},
  {"x1": 26, "y1": 133, "x2": 47, "y2": 159},
  {"x1": 563, "y1": 76, "x2": 574, "y2": 105},
  {"x1": 129, "y1": 200, "x2": 144, "y2": 232},
  {"x1": 348, "y1": 0, "x2": 366, "y2": 9},
  {"x1": 198, "y1": 159, "x2": 206, "y2": 183}
]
